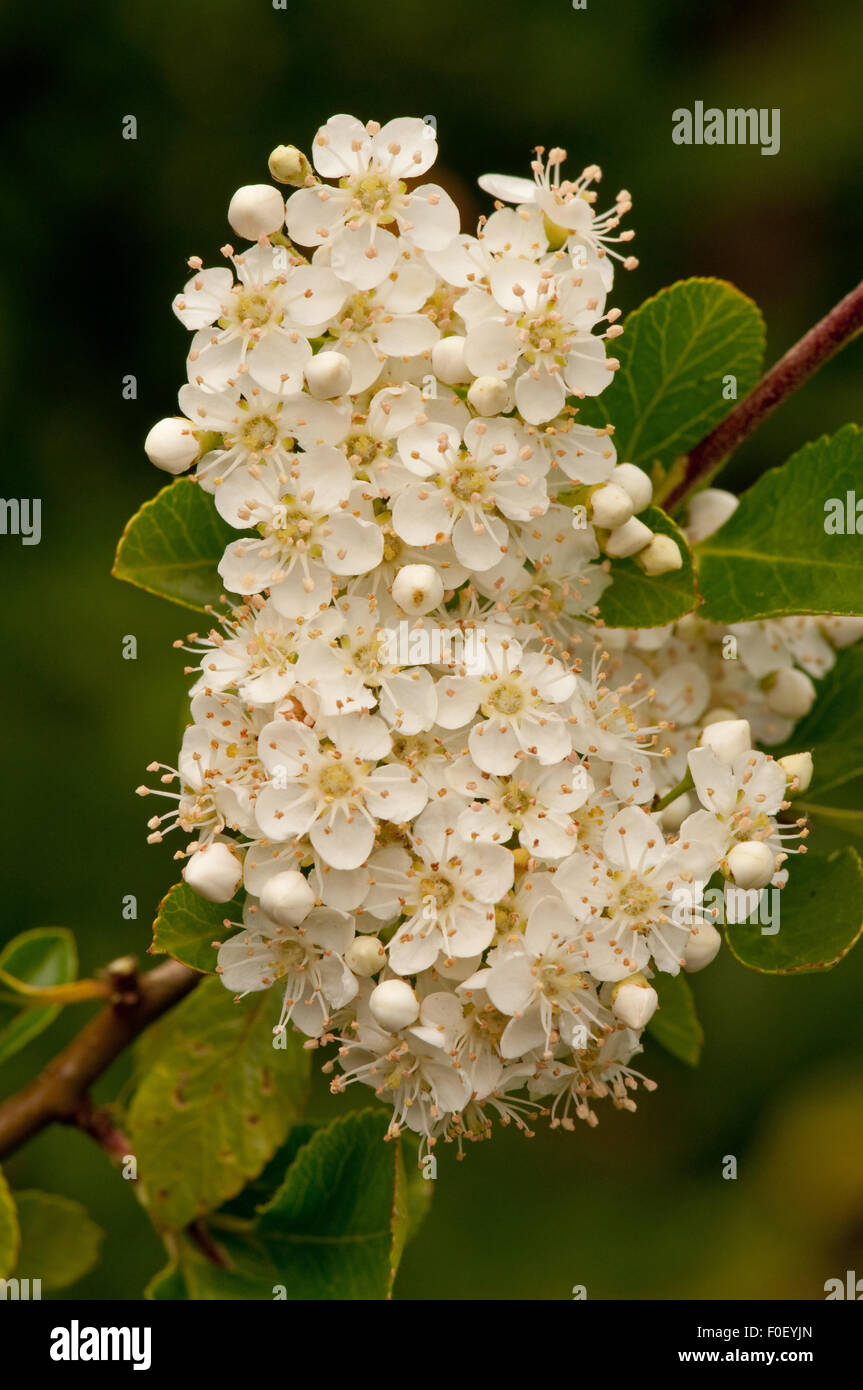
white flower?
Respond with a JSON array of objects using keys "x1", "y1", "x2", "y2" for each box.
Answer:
[
  {"x1": 554, "y1": 806, "x2": 713, "y2": 978},
  {"x1": 436, "y1": 637, "x2": 576, "y2": 774},
  {"x1": 363, "y1": 800, "x2": 514, "y2": 974},
  {"x1": 177, "y1": 245, "x2": 346, "y2": 395},
  {"x1": 462, "y1": 259, "x2": 614, "y2": 424},
  {"x1": 255, "y1": 712, "x2": 428, "y2": 869},
  {"x1": 179, "y1": 381, "x2": 349, "y2": 491},
  {"x1": 323, "y1": 254, "x2": 440, "y2": 392},
  {"x1": 454, "y1": 754, "x2": 593, "y2": 859},
  {"x1": 285, "y1": 115, "x2": 459, "y2": 289},
  {"x1": 215, "y1": 452, "x2": 382, "y2": 616},
  {"x1": 217, "y1": 904, "x2": 358, "y2": 1037},
  {"x1": 476, "y1": 897, "x2": 602, "y2": 1057},
  {"x1": 392, "y1": 418, "x2": 547, "y2": 571}
]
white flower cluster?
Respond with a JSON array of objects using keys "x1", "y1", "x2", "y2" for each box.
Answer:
[{"x1": 139, "y1": 116, "x2": 850, "y2": 1153}]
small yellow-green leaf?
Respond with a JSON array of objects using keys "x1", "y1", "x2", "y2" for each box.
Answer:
[
  {"x1": 0, "y1": 929, "x2": 78, "y2": 1065},
  {"x1": 12, "y1": 1191, "x2": 103, "y2": 1289},
  {"x1": 0, "y1": 1166, "x2": 20, "y2": 1279}
]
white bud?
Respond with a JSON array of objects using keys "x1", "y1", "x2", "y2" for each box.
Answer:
[
  {"x1": 612, "y1": 462, "x2": 652, "y2": 512},
  {"x1": 777, "y1": 751, "x2": 813, "y2": 794},
  {"x1": 686, "y1": 488, "x2": 738, "y2": 543},
  {"x1": 467, "y1": 375, "x2": 512, "y2": 416},
  {"x1": 304, "y1": 350, "x2": 352, "y2": 399},
  {"x1": 699, "y1": 718, "x2": 752, "y2": 764},
  {"x1": 612, "y1": 977, "x2": 658, "y2": 1030},
  {"x1": 590, "y1": 483, "x2": 633, "y2": 530},
  {"x1": 702, "y1": 706, "x2": 738, "y2": 726},
  {"x1": 683, "y1": 921, "x2": 722, "y2": 973},
  {"x1": 260, "y1": 870, "x2": 315, "y2": 926},
  {"x1": 431, "y1": 336, "x2": 472, "y2": 385},
  {"x1": 227, "y1": 184, "x2": 286, "y2": 241},
  {"x1": 268, "y1": 145, "x2": 312, "y2": 186},
  {"x1": 637, "y1": 533, "x2": 683, "y2": 575},
  {"x1": 345, "y1": 936, "x2": 387, "y2": 977},
  {"x1": 369, "y1": 979, "x2": 420, "y2": 1031},
  {"x1": 604, "y1": 516, "x2": 653, "y2": 558},
  {"x1": 764, "y1": 668, "x2": 816, "y2": 720},
  {"x1": 819, "y1": 615, "x2": 863, "y2": 649},
  {"x1": 727, "y1": 839, "x2": 776, "y2": 891},
  {"x1": 658, "y1": 790, "x2": 695, "y2": 833},
  {"x1": 182, "y1": 842, "x2": 241, "y2": 903},
  {"x1": 144, "y1": 417, "x2": 199, "y2": 474},
  {"x1": 392, "y1": 563, "x2": 445, "y2": 615}
]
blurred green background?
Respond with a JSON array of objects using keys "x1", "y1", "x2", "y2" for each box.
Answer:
[{"x1": 1, "y1": 0, "x2": 862, "y2": 1300}]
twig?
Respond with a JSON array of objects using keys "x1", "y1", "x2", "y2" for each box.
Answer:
[
  {"x1": 0, "y1": 958, "x2": 199, "y2": 1161},
  {"x1": 657, "y1": 275, "x2": 863, "y2": 513}
]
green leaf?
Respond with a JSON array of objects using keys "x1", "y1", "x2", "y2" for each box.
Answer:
[
  {"x1": 12, "y1": 1192, "x2": 103, "y2": 1290},
  {"x1": 725, "y1": 847, "x2": 863, "y2": 974},
  {"x1": 112, "y1": 478, "x2": 236, "y2": 613},
  {"x1": 647, "y1": 971, "x2": 704, "y2": 1066},
  {"x1": 255, "y1": 1109, "x2": 409, "y2": 1300},
  {"x1": 597, "y1": 507, "x2": 698, "y2": 627},
  {"x1": 0, "y1": 1166, "x2": 20, "y2": 1279},
  {"x1": 579, "y1": 278, "x2": 764, "y2": 477},
  {"x1": 145, "y1": 1259, "x2": 188, "y2": 1301},
  {"x1": 128, "y1": 977, "x2": 311, "y2": 1229},
  {"x1": 146, "y1": 1114, "x2": 430, "y2": 1300},
  {"x1": 150, "y1": 881, "x2": 242, "y2": 974},
  {"x1": 0, "y1": 928, "x2": 77, "y2": 1066},
  {"x1": 697, "y1": 425, "x2": 863, "y2": 622},
  {"x1": 217, "y1": 1122, "x2": 318, "y2": 1220}
]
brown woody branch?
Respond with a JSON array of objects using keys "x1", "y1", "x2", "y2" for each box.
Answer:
[
  {"x1": 657, "y1": 275, "x2": 863, "y2": 513},
  {"x1": 0, "y1": 958, "x2": 199, "y2": 1161}
]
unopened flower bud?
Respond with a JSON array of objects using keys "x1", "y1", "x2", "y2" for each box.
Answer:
[
  {"x1": 764, "y1": 668, "x2": 816, "y2": 720},
  {"x1": 305, "y1": 350, "x2": 352, "y2": 399},
  {"x1": 467, "y1": 375, "x2": 511, "y2": 416},
  {"x1": 604, "y1": 516, "x2": 653, "y2": 558},
  {"x1": 590, "y1": 483, "x2": 633, "y2": 530},
  {"x1": 392, "y1": 563, "x2": 445, "y2": 615},
  {"x1": 268, "y1": 144, "x2": 313, "y2": 186},
  {"x1": 183, "y1": 842, "x2": 242, "y2": 902},
  {"x1": 727, "y1": 839, "x2": 776, "y2": 891},
  {"x1": 227, "y1": 184, "x2": 286, "y2": 241},
  {"x1": 612, "y1": 462, "x2": 652, "y2": 512},
  {"x1": 637, "y1": 533, "x2": 683, "y2": 575},
  {"x1": 685, "y1": 488, "x2": 738, "y2": 543},
  {"x1": 345, "y1": 936, "x2": 387, "y2": 977},
  {"x1": 144, "y1": 418, "x2": 199, "y2": 474},
  {"x1": 699, "y1": 718, "x2": 751, "y2": 764},
  {"x1": 260, "y1": 870, "x2": 315, "y2": 926},
  {"x1": 683, "y1": 921, "x2": 722, "y2": 972},
  {"x1": 431, "y1": 335, "x2": 472, "y2": 385},
  {"x1": 777, "y1": 751, "x2": 813, "y2": 795},
  {"x1": 369, "y1": 979, "x2": 419, "y2": 1031},
  {"x1": 611, "y1": 976, "x2": 658, "y2": 1030}
]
